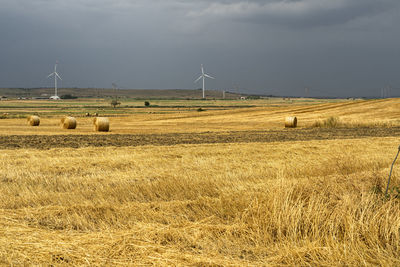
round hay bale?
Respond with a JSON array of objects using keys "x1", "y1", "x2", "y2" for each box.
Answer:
[
  {"x1": 93, "y1": 117, "x2": 109, "y2": 132},
  {"x1": 27, "y1": 115, "x2": 40, "y2": 126},
  {"x1": 285, "y1": 116, "x2": 297, "y2": 128},
  {"x1": 85, "y1": 112, "x2": 90, "y2": 117},
  {"x1": 93, "y1": 112, "x2": 98, "y2": 117},
  {"x1": 61, "y1": 116, "x2": 77, "y2": 129}
]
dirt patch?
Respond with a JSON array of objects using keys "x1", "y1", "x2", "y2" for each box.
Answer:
[{"x1": 0, "y1": 127, "x2": 399, "y2": 150}]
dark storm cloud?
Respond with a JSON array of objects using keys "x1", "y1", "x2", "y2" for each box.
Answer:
[
  {"x1": 0, "y1": 0, "x2": 399, "y2": 97},
  {"x1": 186, "y1": 0, "x2": 397, "y2": 27}
]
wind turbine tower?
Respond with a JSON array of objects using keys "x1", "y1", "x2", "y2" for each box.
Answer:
[
  {"x1": 112, "y1": 83, "x2": 119, "y2": 101},
  {"x1": 194, "y1": 64, "x2": 215, "y2": 99},
  {"x1": 47, "y1": 61, "x2": 62, "y2": 100}
]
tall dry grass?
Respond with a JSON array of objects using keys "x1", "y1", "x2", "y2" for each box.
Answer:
[
  {"x1": 1, "y1": 137, "x2": 400, "y2": 265},
  {"x1": 312, "y1": 116, "x2": 400, "y2": 128}
]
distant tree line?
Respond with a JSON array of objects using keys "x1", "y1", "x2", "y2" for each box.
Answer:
[{"x1": 60, "y1": 94, "x2": 78, "y2": 99}]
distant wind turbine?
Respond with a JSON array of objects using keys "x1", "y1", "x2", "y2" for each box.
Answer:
[
  {"x1": 47, "y1": 61, "x2": 62, "y2": 100},
  {"x1": 194, "y1": 64, "x2": 215, "y2": 99},
  {"x1": 112, "y1": 83, "x2": 118, "y2": 101}
]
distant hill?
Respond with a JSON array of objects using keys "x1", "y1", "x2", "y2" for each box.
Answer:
[{"x1": 0, "y1": 88, "x2": 247, "y2": 99}]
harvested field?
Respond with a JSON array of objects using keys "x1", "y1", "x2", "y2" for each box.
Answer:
[
  {"x1": 1, "y1": 98, "x2": 400, "y2": 135},
  {"x1": 1, "y1": 98, "x2": 400, "y2": 265},
  {"x1": 1, "y1": 137, "x2": 400, "y2": 265},
  {"x1": 0, "y1": 127, "x2": 400, "y2": 149}
]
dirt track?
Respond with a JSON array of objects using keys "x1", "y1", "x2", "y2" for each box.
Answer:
[{"x1": 0, "y1": 127, "x2": 399, "y2": 149}]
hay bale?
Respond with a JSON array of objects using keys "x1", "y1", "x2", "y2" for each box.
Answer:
[
  {"x1": 27, "y1": 115, "x2": 40, "y2": 126},
  {"x1": 61, "y1": 116, "x2": 77, "y2": 129},
  {"x1": 285, "y1": 116, "x2": 297, "y2": 128},
  {"x1": 93, "y1": 117, "x2": 109, "y2": 132},
  {"x1": 93, "y1": 112, "x2": 98, "y2": 117},
  {"x1": 85, "y1": 112, "x2": 90, "y2": 117}
]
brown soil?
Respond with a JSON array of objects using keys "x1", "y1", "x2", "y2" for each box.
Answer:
[{"x1": 0, "y1": 127, "x2": 399, "y2": 150}]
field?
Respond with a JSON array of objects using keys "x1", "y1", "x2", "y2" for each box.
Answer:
[{"x1": 1, "y1": 98, "x2": 400, "y2": 265}]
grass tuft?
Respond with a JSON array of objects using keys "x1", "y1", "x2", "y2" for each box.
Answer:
[{"x1": 313, "y1": 116, "x2": 341, "y2": 128}]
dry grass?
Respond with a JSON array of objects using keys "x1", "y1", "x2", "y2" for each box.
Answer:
[
  {"x1": 1, "y1": 98, "x2": 400, "y2": 265},
  {"x1": 1, "y1": 137, "x2": 400, "y2": 265},
  {"x1": 312, "y1": 116, "x2": 399, "y2": 128},
  {"x1": 0, "y1": 98, "x2": 400, "y2": 135}
]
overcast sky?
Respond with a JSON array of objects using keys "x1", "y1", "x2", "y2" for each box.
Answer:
[{"x1": 0, "y1": 0, "x2": 399, "y2": 97}]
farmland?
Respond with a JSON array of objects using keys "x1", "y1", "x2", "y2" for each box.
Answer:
[{"x1": 1, "y1": 98, "x2": 400, "y2": 265}]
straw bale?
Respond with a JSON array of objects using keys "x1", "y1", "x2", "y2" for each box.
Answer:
[
  {"x1": 93, "y1": 117, "x2": 109, "y2": 132},
  {"x1": 27, "y1": 115, "x2": 40, "y2": 126},
  {"x1": 285, "y1": 116, "x2": 297, "y2": 128},
  {"x1": 61, "y1": 116, "x2": 77, "y2": 129}
]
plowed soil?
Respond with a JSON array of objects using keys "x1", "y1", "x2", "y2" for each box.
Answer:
[{"x1": 0, "y1": 127, "x2": 399, "y2": 149}]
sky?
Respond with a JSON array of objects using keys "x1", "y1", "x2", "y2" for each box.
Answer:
[{"x1": 0, "y1": 0, "x2": 399, "y2": 97}]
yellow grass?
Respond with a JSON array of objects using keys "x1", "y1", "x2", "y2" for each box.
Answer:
[
  {"x1": 1, "y1": 98, "x2": 400, "y2": 135},
  {"x1": 1, "y1": 98, "x2": 400, "y2": 265},
  {"x1": 1, "y1": 137, "x2": 400, "y2": 265}
]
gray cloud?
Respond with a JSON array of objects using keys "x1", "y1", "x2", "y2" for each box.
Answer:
[
  {"x1": 0, "y1": 0, "x2": 399, "y2": 97},
  {"x1": 185, "y1": 0, "x2": 397, "y2": 27}
]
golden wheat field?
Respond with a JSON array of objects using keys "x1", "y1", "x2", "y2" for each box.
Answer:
[{"x1": 1, "y1": 98, "x2": 400, "y2": 265}]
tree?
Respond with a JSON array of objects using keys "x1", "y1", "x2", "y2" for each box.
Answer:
[
  {"x1": 60, "y1": 94, "x2": 78, "y2": 99},
  {"x1": 110, "y1": 99, "x2": 121, "y2": 108},
  {"x1": 144, "y1": 101, "x2": 150, "y2": 107}
]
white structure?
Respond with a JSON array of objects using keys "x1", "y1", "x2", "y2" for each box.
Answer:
[
  {"x1": 47, "y1": 61, "x2": 62, "y2": 100},
  {"x1": 194, "y1": 64, "x2": 215, "y2": 99}
]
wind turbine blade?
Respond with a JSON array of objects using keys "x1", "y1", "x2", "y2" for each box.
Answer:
[
  {"x1": 194, "y1": 75, "x2": 203, "y2": 83},
  {"x1": 204, "y1": 74, "x2": 215, "y2": 79},
  {"x1": 47, "y1": 73, "x2": 54, "y2": 78},
  {"x1": 55, "y1": 72, "x2": 62, "y2": 80}
]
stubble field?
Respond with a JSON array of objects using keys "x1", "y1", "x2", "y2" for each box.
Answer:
[{"x1": 0, "y1": 98, "x2": 400, "y2": 265}]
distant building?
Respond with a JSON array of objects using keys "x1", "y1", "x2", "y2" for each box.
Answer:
[
  {"x1": 240, "y1": 96, "x2": 247, "y2": 100},
  {"x1": 49, "y1": 96, "x2": 61, "y2": 100},
  {"x1": 0, "y1": 96, "x2": 7, "y2": 101}
]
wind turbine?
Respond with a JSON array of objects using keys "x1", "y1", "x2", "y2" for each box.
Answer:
[
  {"x1": 194, "y1": 64, "x2": 215, "y2": 99},
  {"x1": 112, "y1": 83, "x2": 118, "y2": 101},
  {"x1": 47, "y1": 61, "x2": 62, "y2": 100}
]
